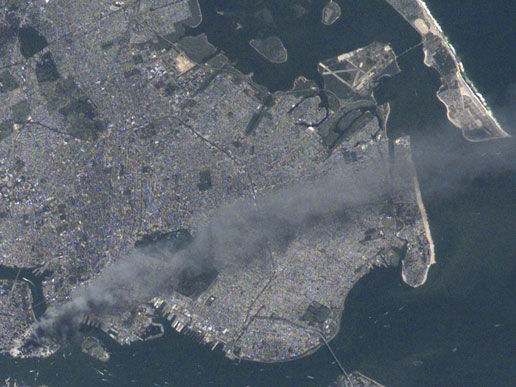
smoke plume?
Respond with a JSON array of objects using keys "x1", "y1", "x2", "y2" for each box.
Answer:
[
  {"x1": 33, "y1": 165, "x2": 388, "y2": 343},
  {"x1": 33, "y1": 130, "x2": 516, "y2": 344}
]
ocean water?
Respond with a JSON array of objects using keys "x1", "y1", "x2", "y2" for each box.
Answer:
[{"x1": 2, "y1": 1, "x2": 516, "y2": 386}]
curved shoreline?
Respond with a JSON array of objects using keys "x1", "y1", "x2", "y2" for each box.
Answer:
[
  {"x1": 384, "y1": 0, "x2": 511, "y2": 141},
  {"x1": 401, "y1": 175, "x2": 436, "y2": 287}
]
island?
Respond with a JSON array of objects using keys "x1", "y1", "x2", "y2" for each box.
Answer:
[
  {"x1": 249, "y1": 36, "x2": 288, "y2": 64},
  {"x1": 321, "y1": 1, "x2": 342, "y2": 26},
  {"x1": 81, "y1": 336, "x2": 109, "y2": 362}
]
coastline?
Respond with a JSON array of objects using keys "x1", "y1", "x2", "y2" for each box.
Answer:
[
  {"x1": 393, "y1": 137, "x2": 435, "y2": 288},
  {"x1": 3, "y1": 1, "x2": 516, "y2": 385},
  {"x1": 401, "y1": 175, "x2": 436, "y2": 286},
  {"x1": 384, "y1": 0, "x2": 511, "y2": 141}
]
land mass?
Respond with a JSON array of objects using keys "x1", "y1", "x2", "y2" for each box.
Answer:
[
  {"x1": 249, "y1": 36, "x2": 288, "y2": 64},
  {"x1": 384, "y1": 0, "x2": 511, "y2": 141},
  {"x1": 331, "y1": 371, "x2": 386, "y2": 387},
  {"x1": 321, "y1": 1, "x2": 342, "y2": 26},
  {"x1": 2, "y1": 0, "x2": 435, "y2": 366}
]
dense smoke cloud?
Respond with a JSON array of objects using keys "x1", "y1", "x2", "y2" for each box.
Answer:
[
  {"x1": 410, "y1": 124, "x2": 516, "y2": 198},
  {"x1": 33, "y1": 128, "x2": 516, "y2": 344},
  {"x1": 34, "y1": 165, "x2": 389, "y2": 343}
]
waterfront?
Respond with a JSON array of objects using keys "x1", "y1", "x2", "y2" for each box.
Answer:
[{"x1": 1, "y1": 0, "x2": 516, "y2": 386}]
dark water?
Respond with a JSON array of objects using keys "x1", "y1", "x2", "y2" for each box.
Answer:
[
  {"x1": 424, "y1": 0, "x2": 516, "y2": 132},
  {"x1": 3, "y1": 1, "x2": 516, "y2": 386},
  {"x1": 193, "y1": 0, "x2": 421, "y2": 92}
]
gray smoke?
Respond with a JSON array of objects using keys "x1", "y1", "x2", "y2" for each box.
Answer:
[
  {"x1": 32, "y1": 130, "x2": 516, "y2": 344},
  {"x1": 412, "y1": 129, "x2": 516, "y2": 197},
  {"x1": 33, "y1": 165, "x2": 388, "y2": 343}
]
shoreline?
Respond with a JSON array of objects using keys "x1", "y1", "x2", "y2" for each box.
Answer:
[
  {"x1": 401, "y1": 175, "x2": 436, "y2": 286},
  {"x1": 385, "y1": 0, "x2": 511, "y2": 140}
]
